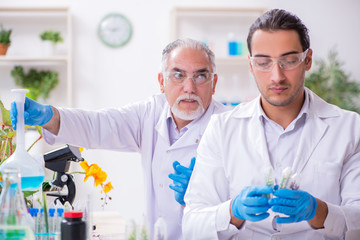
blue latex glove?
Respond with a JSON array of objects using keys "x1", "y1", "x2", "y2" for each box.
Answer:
[
  {"x1": 11, "y1": 97, "x2": 53, "y2": 130},
  {"x1": 231, "y1": 186, "x2": 273, "y2": 222},
  {"x1": 269, "y1": 188, "x2": 317, "y2": 224},
  {"x1": 168, "y1": 157, "x2": 196, "y2": 205}
]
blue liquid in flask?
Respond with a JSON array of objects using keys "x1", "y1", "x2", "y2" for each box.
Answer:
[{"x1": 21, "y1": 176, "x2": 44, "y2": 190}]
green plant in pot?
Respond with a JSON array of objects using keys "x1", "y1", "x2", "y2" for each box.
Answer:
[
  {"x1": 39, "y1": 30, "x2": 63, "y2": 55},
  {"x1": 305, "y1": 49, "x2": 360, "y2": 114},
  {"x1": 0, "y1": 25, "x2": 12, "y2": 55},
  {"x1": 11, "y1": 66, "x2": 59, "y2": 101}
]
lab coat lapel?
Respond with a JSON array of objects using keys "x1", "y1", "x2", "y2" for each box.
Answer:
[
  {"x1": 155, "y1": 104, "x2": 171, "y2": 148},
  {"x1": 292, "y1": 115, "x2": 328, "y2": 174},
  {"x1": 249, "y1": 113, "x2": 272, "y2": 169},
  {"x1": 292, "y1": 90, "x2": 330, "y2": 175},
  {"x1": 235, "y1": 97, "x2": 272, "y2": 169}
]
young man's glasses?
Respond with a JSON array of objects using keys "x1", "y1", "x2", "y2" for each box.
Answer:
[
  {"x1": 250, "y1": 49, "x2": 309, "y2": 72},
  {"x1": 163, "y1": 71, "x2": 215, "y2": 85}
]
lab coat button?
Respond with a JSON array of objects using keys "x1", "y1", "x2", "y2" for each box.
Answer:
[{"x1": 159, "y1": 184, "x2": 163, "y2": 188}]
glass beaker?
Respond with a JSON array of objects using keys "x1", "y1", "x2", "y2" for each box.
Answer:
[
  {"x1": 0, "y1": 89, "x2": 45, "y2": 190},
  {"x1": 0, "y1": 168, "x2": 35, "y2": 240}
]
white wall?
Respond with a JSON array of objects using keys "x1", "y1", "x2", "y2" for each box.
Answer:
[{"x1": 1, "y1": 0, "x2": 360, "y2": 224}]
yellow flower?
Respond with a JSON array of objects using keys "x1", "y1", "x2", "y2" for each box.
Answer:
[
  {"x1": 94, "y1": 169, "x2": 107, "y2": 187},
  {"x1": 80, "y1": 160, "x2": 107, "y2": 186},
  {"x1": 80, "y1": 160, "x2": 90, "y2": 172},
  {"x1": 102, "y1": 182, "x2": 114, "y2": 193},
  {"x1": 79, "y1": 159, "x2": 113, "y2": 208}
]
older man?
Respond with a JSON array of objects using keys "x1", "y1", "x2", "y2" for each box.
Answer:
[{"x1": 11, "y1": 39, "x2": 228, "y2": 239}]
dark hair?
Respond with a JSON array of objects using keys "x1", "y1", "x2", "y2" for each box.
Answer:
[{"x1": 247, "y1": 9, "x2": 310, "y2": 55}]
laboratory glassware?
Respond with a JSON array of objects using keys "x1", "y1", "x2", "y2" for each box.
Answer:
[
  {"x1": 0, "y1": 89, "x2": 45, "y2": 191},
  {"x1": 0, "y1": 168, "x2": 35, "y2": 240}
]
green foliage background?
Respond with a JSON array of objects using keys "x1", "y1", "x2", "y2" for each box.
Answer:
[
  {"x1": 39, "y1": 30, "x2": 63, "y2": 44},
  {"x1": 305, "y1": 50, "x2": 360, "y2": 113},
  {"x1": 0, "y1": 25, "x2": 12, "y2": 45},
  {"x1": 11, "y1": 66, "x2": 59, "y2": 101}
]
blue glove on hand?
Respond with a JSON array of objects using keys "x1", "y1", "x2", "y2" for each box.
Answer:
[
  {"x1": 269, "y1": 189, "x2": 317, "y2": 224},
  {"x1": 168, "y1": 157, "x2": 196, "y2": 205},
  {"x1": 11, "y1": 97, "x2": 53, "y2": 130},
  {"x1": 231, "y1": 186, "x2": 273, "y2": 222}
]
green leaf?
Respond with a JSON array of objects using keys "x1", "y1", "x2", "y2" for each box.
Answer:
[
  {"x1": 0, "y1": 100, "x2": 12, "y2": 126},
  {"x1": 40, "y1": 30, "x2": 63, "y2": 44},
  {"x1": 23, "y1": 190, "x2": 39, "y2": 198},
  {"x1": 305, "y1": 49, "x2": 360, "y2": 113},
  {"x1": 11, "y1": 66, "x2": 59, "y2": 101},
  {"x1": 42, "y1": 191, "x2": 49, "y2": 234},
  {"x1": 0, "y1": 25, "x2": 12, "y2": 45}
]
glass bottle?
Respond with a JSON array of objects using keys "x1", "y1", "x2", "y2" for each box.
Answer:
[{"x1": 0, "y1": 168, "x2": 35, "y2": 240}]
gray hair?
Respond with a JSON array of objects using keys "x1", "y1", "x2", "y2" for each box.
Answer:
[{"x1": 160, "y1": 38, "x2": 216, "y2": 73}]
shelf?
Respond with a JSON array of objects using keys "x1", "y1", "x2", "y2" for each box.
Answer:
[
  {"x1": 173, "y1": 7, "x2": 266, "y2": 18},
  {"x1": 0, "y1": 56, "x2": 68, "y2": 63},
  {"x1": 0, "y1": 4, "x2": 72, "y2": 107},
  {"x1": 215, "y1": 56, "x2": 249, "y2": 65},
  {"x1": 0, "y1": 7, "x2": 69, "y2": 12}
]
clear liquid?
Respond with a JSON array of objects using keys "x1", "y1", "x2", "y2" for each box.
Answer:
[
  {"x1": 21, "y1": 176, "x2": 44, "y2": 191},
  {"x1": 0, "y1": 225, "x2": 35, "y2": 240}
]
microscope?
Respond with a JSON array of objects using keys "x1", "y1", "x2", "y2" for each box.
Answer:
[{"x1": 44, "y1": 144, "x2": 84, "y2": 205}]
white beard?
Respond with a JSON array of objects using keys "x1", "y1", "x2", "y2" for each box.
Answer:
[{"x1": 171, "y1": 94, "x2": 205, "y2": 121}]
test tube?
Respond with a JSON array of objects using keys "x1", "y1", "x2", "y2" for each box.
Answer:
[
  {"x1": 56, "y1": 208, "x2": 64, "y2": 235},
  {"x1": 48, "y1": 208, "x2": 56, "y2": 240},
  {"x1": 33, "y1": 208, "x2": 40, "y2": 240}
]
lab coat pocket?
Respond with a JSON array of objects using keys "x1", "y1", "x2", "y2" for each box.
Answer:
[
  {"x1": 315, "y1": 162, "x2": 342, "y2": 176},
  {"x1": 314, "y1": 162, "x2": 342, "y2": 200}
]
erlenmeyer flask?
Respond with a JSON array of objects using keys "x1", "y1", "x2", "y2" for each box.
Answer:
[
  {"x1": 0, "y1": 168, "x2": 35, "y2": 239},
  {"x1": 0, "y1": 89, "x2": 45, "y2": 190}
]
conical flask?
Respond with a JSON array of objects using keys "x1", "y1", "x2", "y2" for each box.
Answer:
[
  {"x1": 0, "y1": 168, "x2": 35, "y2": 239},
  {"x1": 0, "y1": 89, "x2": 45, "y2": 190}
]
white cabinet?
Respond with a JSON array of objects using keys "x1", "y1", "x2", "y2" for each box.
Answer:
[
  {"x1": 171, "y1": 7, "x2": 266, "y2": 105},
  {"x1": 0, "y1": 5, "x2": 72, "y2": 107}
]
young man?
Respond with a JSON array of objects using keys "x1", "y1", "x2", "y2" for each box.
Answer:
[
  {"x1": 183, "y1": 9, "x2": 360, "y2": 239},
  {"x1": 11, "y1": 39, "x2": 228, "y2": 239}
]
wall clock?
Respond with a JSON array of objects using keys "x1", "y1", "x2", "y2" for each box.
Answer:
[{"x1": 98, "y1": 13, "x2": 132, "y2": 48}]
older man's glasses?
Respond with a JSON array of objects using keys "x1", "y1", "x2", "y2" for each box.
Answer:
[
  {"x1": 163, "y1": 71, "x2": 215, "y2": 85},
  {"x1": 250, "y1": 49, "x2": 309, "y2": 72}
]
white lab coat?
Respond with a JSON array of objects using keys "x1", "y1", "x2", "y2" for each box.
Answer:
[
  {"x1": 43, "y1": 94, "x2": 227, "y2": 239},
  {"x1": 183, "y1": 88, "x2": 360, "y2": 240}
]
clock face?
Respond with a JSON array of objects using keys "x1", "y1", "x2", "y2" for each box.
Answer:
[{"x1": 98, "y1": 13, "x2": 132, "y2": 48}]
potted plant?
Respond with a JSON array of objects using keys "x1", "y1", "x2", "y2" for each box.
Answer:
[
  {"x1": 305, "y1": 49, "x2": 360, "y2": 114},
  {"x1": 0, "y1": 25, "x2": 12, "y2": 55},
  {"x1": 11, "y1": 65, "x2": 59, "y2": 101},
  {"x1": 39, "y1": 30, "x2": 63, "y2": 55}
]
